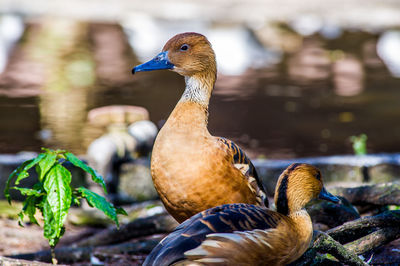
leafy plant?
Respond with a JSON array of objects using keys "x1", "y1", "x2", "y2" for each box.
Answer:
[
  {"x1": 350, "y1": 134, "x2": 367, "y2": 155},
  {"x1": 4, "y1": 148, "x2": 126, "y2": 261}
]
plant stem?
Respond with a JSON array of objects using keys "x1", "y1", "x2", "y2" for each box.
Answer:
[{"x1": 50, "y1": 247, "x2": 57, "y2": 265}]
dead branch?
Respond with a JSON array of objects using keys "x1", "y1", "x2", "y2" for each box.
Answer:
[
  {"x1": 74, "y1": 213, "x2": 177, "y2": 247},
  {"x1": 326, "y1": 210, "x2": 400, "y2": 243},
  {"x1": 293, "y1": 211, "x2": 400, "y2": 265},
  {"x1": 345, "y1": 226, "x2": 400, "y2": 255},
  {"x1": 9, "y1": 237, "x2": 162, "y2": 264},
  {"x1": 291, "y1": 232, "x2": 367, "y2": 266},
  {"x1": 313, "y1": 232, "x2": 367, "y2": 266},
  {"x1": 0, "y1": 255, "x2": 55, "y2": 266},
  {"x1": 331, "y1": 182, "x2": 400, "y2": 206}
]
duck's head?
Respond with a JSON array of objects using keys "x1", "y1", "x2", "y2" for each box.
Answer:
[
  {"x1": 274, "y1": 163, "x2": 339, "y2": 215},
  {"x1": 132, "y1": 32, "x2": 216, "y2": 79}
]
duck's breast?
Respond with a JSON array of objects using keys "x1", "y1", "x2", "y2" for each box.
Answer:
[{"x1": 151, "y1": 131, "x2": 257, "y2": 221}]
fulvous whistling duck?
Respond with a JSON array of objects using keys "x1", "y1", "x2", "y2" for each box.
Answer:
[
  {"x1": 143, "y1": 163, "x2": 340, "y2": 266},
  {"x1": 132, "y1": 32, "x2": 268, "y2": 223}
]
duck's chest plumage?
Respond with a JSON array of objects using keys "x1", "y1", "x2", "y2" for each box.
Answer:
[{"x1": 151, "y1": 102, "x2": 257, "y2": 222}]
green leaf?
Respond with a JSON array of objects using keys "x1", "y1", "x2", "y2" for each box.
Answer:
[
  {"x1": 4, "y1": 159, "x2": 34, "y2": 203},
  {"x1": 18, "y1": 212, "x2": 24, "y2": 227},
  {"x1": 42, "y1": 199, "x2": 60, "y2": 247},
  {"x1": 65, "y1": 152, "x2": 107, "y2": 193},
  {"x1": 5, "y1": 153, "x2": 49, "y2": 202},
  {"x1": 76, "y1": 187, "x2": 125, "y2": 228},
  {"x1": 43, "y1": 164, "x2": 72, "y2": 243},
  {"x1": 37, "y1": 152, "x2": 57, "y2": 181},
  {"x1": 15, "y1": 171, "x2": 29, "y2": 185},
  {"x1": 116, "y1": 207, "x2": 128, "y2": 216},
  {"x1": 71, "y1": 194, "x2": 80, "y2": 206},
  {"x1": 350, "y1": 134, "x2": 368, "y2": 156},
  {"x1": 15, "y1": 153, "x2": 47, "y2": 185},
  {"x1": 11, "y1": 187, "x2": 44, "y2": 197},
  {"x1": 22, "y1": 195, "x2": 40, "y2": 225}
]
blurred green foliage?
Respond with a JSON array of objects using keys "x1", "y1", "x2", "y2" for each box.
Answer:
[{"x1": 350, "y1": 134, "x2": 368, "y2": 155}]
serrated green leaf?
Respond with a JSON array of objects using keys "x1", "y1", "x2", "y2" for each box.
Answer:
[
  {"x1": 42, "y1": 197, "x2": 66, "y2": 247},
  {"x1": 18, "y1": 212, "x2": 24, "y2": 227},
  {"x1": 32, "y1": 182, "x2": 44, "y2": 191},
  {"x1": 15, "y1": 153, "x2": 47, "y2": 185},
  {"x1": 22, "y1": 195, "x2": 39, "y2": 225},
  {"x1": 43, "y1": 164, "x2": 72, "y2": 243},
  {"x1": 15, "y1": 171, "x2": 29, "y2": 185},
  {"x1": 65, "y1": 152, "x2": 107, "y2": 193},
  {"x1": 11, "y1": 187, "x2": 44, "y2": 197},
  {"x1": 4, "y1": 158, "x2": 34, "y2": 203},
  {"x1": 37, "y1": 152, "x2": 57, "y2": 181},
  {"x1": 71, "y1": 195, "x2": 80, "y2": 206},
  {"x1": 116, "y1": 207, "x2": 128, "y2": 216},
  {"x1": 76, "y1": 186, "x2": 124, "y2": 228},
  {"x1": 41, "y1": 147, "x2": 52, "y2": 153},
  {"x1": 42, "y1": 199, "x2": 58, "y2": 247}
]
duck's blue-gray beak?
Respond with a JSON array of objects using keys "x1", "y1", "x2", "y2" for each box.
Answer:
[
  {"x1": 318, "y1": 187, "x2": 340, "y2": 203},
  {"x1": 132, "y1": 51, "x2": 174, "y2": 74}
]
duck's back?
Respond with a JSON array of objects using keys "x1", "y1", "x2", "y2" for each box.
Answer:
[{"x1": 143, "y1": 203, "x2": 282, "y2": 266}]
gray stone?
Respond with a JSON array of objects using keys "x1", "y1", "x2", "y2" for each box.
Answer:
[
  {"x1": 118, "y1": 160, "x2": 158, "y2": 202},
  {"x1": 253, "y1": 153, "x2": 400, "y2": 196}
]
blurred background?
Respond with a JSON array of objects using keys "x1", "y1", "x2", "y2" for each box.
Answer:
[
  {"x1": 0, "y1": 1, "x2": 399, "y2": 264},
  {"x1": 0, "y1": 0, "x2": 400, "y2": 159}
]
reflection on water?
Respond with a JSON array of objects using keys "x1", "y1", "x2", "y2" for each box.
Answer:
[
  {"x1": 0, "y1": 18, "x2": 400, "y2": 159},
  {"x1": 0, "y1": 15, "x2": 24, "y2": 73},
  {"x1": 377, "y1": 30, "x2": 400, "y2": 78},
  {"x1": 123, "y1": 16, "x2": 280, "y2": 76},
  {"x1": 37, "y1": 20, "x2": 95, "y2": 152}
]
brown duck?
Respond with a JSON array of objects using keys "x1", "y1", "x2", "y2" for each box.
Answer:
[
  {"x1": 143, "y1": 163, "x2": 340, "y2": 265},
  {"x1": 132, "y1": 32, "x2": 267, "y2": 223}
]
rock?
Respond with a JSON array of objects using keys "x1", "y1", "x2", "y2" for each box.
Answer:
[
  {"x1": 253, "y1": 153, "x2": 400, "y2": 196},
  {"x1": 118, "y1": 160, "x2": 158, "y2": 202},
  {"x1": 128, "y1": 120, "x2": 158, "y2": 156},
  {"x1": 86, "y1": 105, "x2": 158, "y2": 201},
  {"x1": 87, "y1": 105, "x2": 149, "y2": 127},
  {"x1": 369, "y1": 164, "x2": 400, "y2": 183}
]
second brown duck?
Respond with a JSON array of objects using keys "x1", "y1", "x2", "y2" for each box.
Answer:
[{"x1": 143, "y1": 163, "x2": 339, "y2": 265}]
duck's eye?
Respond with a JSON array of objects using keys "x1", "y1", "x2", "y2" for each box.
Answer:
[
  {"x1": 316, "y1": 172, "x2": 321, "y2": 180},
  {"x1": 180, "y1": 44, "x2": 189, "y2": 51}
]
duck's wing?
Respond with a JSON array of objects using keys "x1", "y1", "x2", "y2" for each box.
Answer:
[
  {"x1": 217, "y1": 137, "x2": 268, "y2": 207},
  {"x1": 143, "y1": 203, "x2": 280, "y2": 266},
  {"x1": 184, "y1": 228, "x2": 284, "y2": 265}
]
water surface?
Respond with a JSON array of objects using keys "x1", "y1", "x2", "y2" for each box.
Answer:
[{"x1": 0, "y1": 22, "x2": 399, "y2": 159}]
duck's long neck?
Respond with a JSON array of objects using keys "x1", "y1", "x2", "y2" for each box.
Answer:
[
  {"x1": 164, "y1": 72, "x2": 215, "y2": 135},
  {"x1": 275, "y1": 163, "x2": 308, "y2": 216},
  {"x1": 179, "y1": 72, "x2": 215, "y2": 107},
  {"x1": 274, "y1": 170, "x2": 313, "y2": 246},
  {"x1": 275, "y1": 180, "x2": 313, "y2": 249}
]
